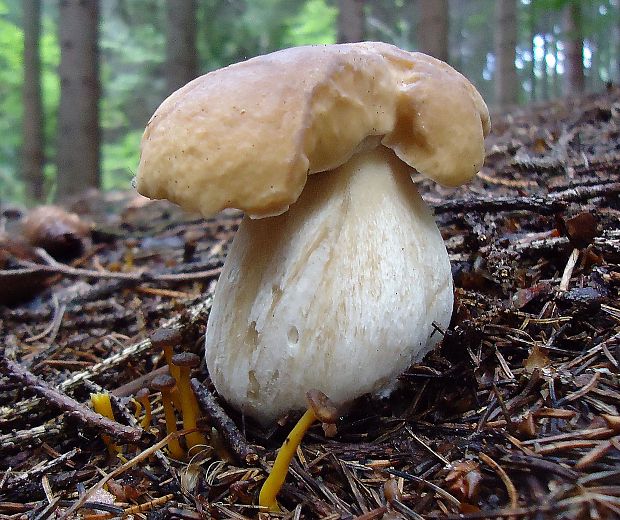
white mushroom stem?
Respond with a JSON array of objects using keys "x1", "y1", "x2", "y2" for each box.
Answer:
[{"x1": 205, "y1": 146, "x2": 453, "y2": 425}]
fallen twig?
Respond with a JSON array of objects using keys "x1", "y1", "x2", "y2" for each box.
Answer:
[
  {"x1": 4, "y1": 260, "x2": 221, "y2": 283},
  {"x1": 191, "y1": 378, "x2": 260, "y2": 465},
  {"x1": 0, "y1": 356, "x2": 142, "y2": 443},
  {"x1": 0, "y1": 419, "x2": 64, "y2": 450},
  {"x1": 430, "y1": 194, "x2": 566, "y2": 215},
  {"x1": 430, "y1": 181, "x2": 620, "y2": 216},
  {"x1": 0, "y1": 448, "x2": 80, "y2": 492},
  {"x1": 575, "y1": 435, "x2": 620, "y2": 470}
]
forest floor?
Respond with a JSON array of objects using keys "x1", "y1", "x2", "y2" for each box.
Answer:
[{"x1": 1, "y1": 88, "x2": 619, "y2": 520}]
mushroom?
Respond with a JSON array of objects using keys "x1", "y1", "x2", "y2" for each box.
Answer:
[
  {"x1": 259, "y1": 390, "x2": 338, "y2": 511},
  {"x1": 171, "y1": 352, "x2": 207, "y2": 451},
  {"x1": 135, "y1": 388, "x2": 152, "y2": 430},
  {"x1": 136, "y1": 42, "x2": 490, "y2": 425},
  {"x1": 150, "y1": 374, "x2": 185, "y2": 460},
  {"x1": 149, "y1": 327, "x2": 181, "y2": 381},
  {"x1": 90, "y1": 392, "x2": 121, "y2": 455}
]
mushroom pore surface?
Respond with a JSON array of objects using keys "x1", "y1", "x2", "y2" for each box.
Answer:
[{"x1": 205, "y1": 147, "x2": 453, "y2": 425}]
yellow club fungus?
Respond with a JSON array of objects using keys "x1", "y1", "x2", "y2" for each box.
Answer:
[
  {"x1": 171, "y1": 352, "x2": 207, "y2": 452},
  {"x1": 259, "y1": 390, "x2": 338, "y2": 512},
  {"x1": 150, "y1": 374, "x2": 185, "y2": 460},
  {"x1": 90, "y1": 392, "x2": 122, "y2": 456}
]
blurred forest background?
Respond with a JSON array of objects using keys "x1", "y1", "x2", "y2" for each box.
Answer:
[{"x1": 0, "y1": 0, "x2": 618, "y2": 204}]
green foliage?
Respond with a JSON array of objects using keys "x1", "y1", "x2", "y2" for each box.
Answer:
[
  {"x1": 0, "y1": 0, "x2": 24, "y2": 200},
  {"x1": 365, "y1": 2, "x2": 416, "y2": 49},
  {"x1": 101, "y1": 130, "x2": 143, "y2": 191},
  {"x1": 99, "y1": 1, "x2": 165, "y2": 193},
  {"x1": 41, "y1": 6, "x2": 60, "y2": 197},
  {"x1": 197, "y1": 0, "x2": 307, "y2": 70},
  {"x1": 0, "y1": 0, "x2": 59, "y2": 202},
  {"x1": 283, "y1": 0, "x2": 337, "y2": 46}
]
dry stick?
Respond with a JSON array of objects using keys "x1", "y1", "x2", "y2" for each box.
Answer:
[
  {"x1": 480, "y1": 228, "x2": 617, "y2": 258},
  {"x1": 547, "y1": 181, "x2": 620, "y2": 203},
  {"x1": 559, "y1": 248, "x2": 580, "y2": 291},
  {"x1": 110, "y1": 365, "x2": 170, "y2": 398},
  {"x1": 123, "y1": 493, "x2": 174, "y2": 516},
  {"x1": 0, "y1": 419, "x2": 64, "y2": 450},
  {"x1": 520, "y1": 427, "x2": 615, "y2": 446},
  {"x1": 0, "y1": 356, "x2": 142, "y2": 443},
  {"x1": 404, "y1": 426, "x2": 451, "y2": 467},
  {"x1": 437, "y1": 503, "x2": 556, "y2": 520},
  {"x1": 503, "y1": 452, "x2": 579, "y2": 481},
  {"x1": 574, "y1": 435, "x2": 620, "y2": 470},
  {"x1": 492, "y1": 384, "x2": 517, "y2": 434},
  {"x1": 191, "y1": 378, "x2": 260, "y2": 465},
  {"x1": 431, "y1": 195, "x2": 566, "y2": 215},
  {"x1": 560, "y1": 332, "x2": 620, "y2": 371},
  {"x1": 535, "y1": 439, "x2": 600, "y2": 456},
  {"x1": 430, "y1": 181, "x2": 620, "y2": 215},
  {"x1": 557, "y1": 371, "x2": 601, "y2": 406},
  {"x1": 24, "y1": 297, "x2": 65, "y2": 343},
  {"x1": 386, "y1": 469, "x2": 461, "y2": 509},
  {"x1": 352, "y1": 506, "x2": 388, "y2": 520},
  {"x1": 4, "y1": 260, "x2": 221, "y2": 283}
]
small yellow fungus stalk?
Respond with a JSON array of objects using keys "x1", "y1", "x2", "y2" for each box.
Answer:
[
  {"x1": 135, "y1": 388, "x2": 152, "y2": 429},
  {"x1": 259, "y1": 390, "x2": 337, "y2": 512},
  {"x1": 90, "y1": 392, "x2": 122, "y2": 455},
  {"x1": 171, "y1": 353, "x2": 207, "y2": 452},
  {"x1": 150, "y1": 374, "x2": 185, "y2": 460}
]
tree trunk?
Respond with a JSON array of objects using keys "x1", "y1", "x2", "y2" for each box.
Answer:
[
  {"x1": 552, "y1": 35, "x2": 561, "y2": 98},
  {"x1": 589, "y1": 42, "x2": 598, "y2": 92},
  {"x1": 451, "y1": 2, "x2": 463, "y2": 73},
  {"x1": 416, "y1": 0, "x2": 449, "y2": 63},
  {"x1": 337, "y1": 0, "x2": 365, "y2": 43},
  {"x1": 529, "y1": 9, "x2": 537, "y2": 102},
  {"x1": 56, "y1": 0, "x2": 100, "y2": 200},
  {"x1": 541, "y1": 35, "x2": 549, "y2": 101},
  {"x1": 563, "y1": 0, "x2": 585, "y2": 97},
  {"x1": 165, "y1": 0, "x2": 197, "y2": 96},
  {"x1": 22, "y1": 0, "x2": 44, "y2": 201},
  {"x1": 494, "y1": 0, "x2": 518, "y2": 108},
  {"x1": 615, "y1": 2, "x2": 620, "y2": 83}
]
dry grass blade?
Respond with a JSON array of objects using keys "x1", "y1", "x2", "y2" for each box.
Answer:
[{"x1": 387, "y1": 469, "x2": 461, "y2": 509}]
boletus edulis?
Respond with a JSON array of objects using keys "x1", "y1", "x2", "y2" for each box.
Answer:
[{"x1": 136, "y1": 42, "x2": 490, "y2": 425}]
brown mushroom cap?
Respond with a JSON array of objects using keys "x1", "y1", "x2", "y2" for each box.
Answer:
[
  {"x1": 149, "y1": 328, "x2": 182, "y2": 348},
  {"x1": 135, "y1": 388, "x2": 150, "y2": 399},
  {"x1": 150, "y1": 373, "x2": 176, "y2": 391},
  {"x1": 171, "y1": 352, "x2": 201, "y2": 369},
  {"x1": 306, "y1": 390, "x2": 338, "y2": 424},
  {"x1": 137, "y1": 42, "x2": 490, "y2": 219}
]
